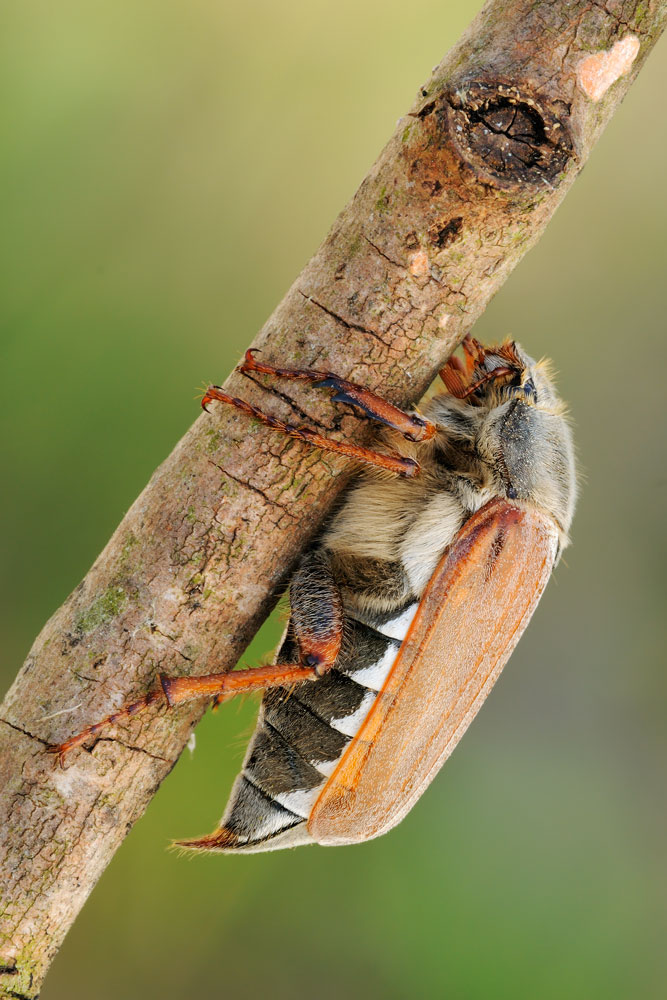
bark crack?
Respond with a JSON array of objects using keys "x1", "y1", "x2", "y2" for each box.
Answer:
[
  {"x1": 589, "y1": 0, "x2": 650, "y2": 35},
  {"x1": 298, "y1": 290, "x2": 391, "y2": 347},
  {"x1": 239, "y1": 371, "x2": 335, "y2": 431},
  {"x1": 208, "y1": 461, "x2": 297, "y2": 516},
  {"x1": 92, "y1": 737, "x2": 170, "y2": 764},
  {"x1": 363, "y1": 235, "x2": 405, "y2": 270},
  {"x1": 0, "y1": 718, "x2": 49, "y2": 748}
]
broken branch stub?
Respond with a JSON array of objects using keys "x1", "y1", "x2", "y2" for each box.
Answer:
[{"x1": 1, "y1": 0, "x2": 665, "y2": 995}]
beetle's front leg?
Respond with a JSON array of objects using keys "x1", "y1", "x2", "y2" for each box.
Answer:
[
  {"x1": 201, "y1": 350, "x2": 433, "y2": 478},
  {"x1": 238, "y1": 350, "x2": 435, "y2": 443}
]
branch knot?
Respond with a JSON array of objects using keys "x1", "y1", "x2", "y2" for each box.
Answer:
[{"x1": 446, "y1": 81, "x2": 575, "y2": 190}]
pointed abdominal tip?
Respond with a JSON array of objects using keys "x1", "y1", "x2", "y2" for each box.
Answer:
[{"x1": 172, "y1": 827, "x2": 239, "y2": 853}]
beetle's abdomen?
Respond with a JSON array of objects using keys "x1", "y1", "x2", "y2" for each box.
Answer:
[{"x1": 215, "y1": 611, "x2": 416, "y2": 852}]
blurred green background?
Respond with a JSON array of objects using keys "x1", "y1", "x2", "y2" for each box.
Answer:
[{"x1": 1, "y1": 2, "x2": 666, "y2": 998}]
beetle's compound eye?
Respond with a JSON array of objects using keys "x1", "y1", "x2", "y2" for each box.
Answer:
[
  {"x1": 522, "y1": 377, "x2": 537, "y2": 403},
  {"x1": 505, "y1": 376, "x2": 538, "y2": 404}
]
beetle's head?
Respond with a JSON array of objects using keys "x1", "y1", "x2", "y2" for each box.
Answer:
[
  {"x1": 441, "y1": 337, "x2": 577, "y2": 541},
  {"x1": 439, "y1": 336, "x2": 558, "y2": 409}
]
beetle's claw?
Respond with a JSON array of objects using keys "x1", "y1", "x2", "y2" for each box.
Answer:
[
  {"x1": 201, "y1": 386, "x2": 223, "y2": 411},
  {"x1": 45, "y1": 742, "x2": 70, "y2": 768},
  {"x1": 238, "y1": 348, "x2": 261, "y2": 374}
]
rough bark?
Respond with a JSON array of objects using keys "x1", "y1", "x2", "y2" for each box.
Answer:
[{"x1": 1, "y1": 0, "x2": 664, "y2": 994}]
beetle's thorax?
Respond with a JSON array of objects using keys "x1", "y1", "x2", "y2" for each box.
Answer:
[{"x1": 430, "y1": 342, "x2": 576, "y2": 542}]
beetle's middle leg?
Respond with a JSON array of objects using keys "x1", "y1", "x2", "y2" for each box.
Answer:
[{"x1": 47, "y1": 551, "x2": 343, "y2": 764}]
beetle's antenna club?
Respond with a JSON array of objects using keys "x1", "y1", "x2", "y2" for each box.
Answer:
[{"x1": 458, "y1": 366, "x2": 515, "y2": 398}]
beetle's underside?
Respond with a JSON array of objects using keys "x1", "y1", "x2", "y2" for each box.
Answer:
[
  {"x1": 49, "y1": 338, "x2": 575, "y2": 852},
  {"x1": 193, "y1": 499, "x2": 558, "y2": 853}
]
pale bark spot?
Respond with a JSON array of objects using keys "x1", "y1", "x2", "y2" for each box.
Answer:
[
  {"x1": 577, "y1": 36, "x2": 640, "y2": 102},
  {"x1": 50, "y1": 764, "x2": 91, "y2": 800},
  {"x1": 409, "y1": 249, "x2": 430, "y2": 276}
]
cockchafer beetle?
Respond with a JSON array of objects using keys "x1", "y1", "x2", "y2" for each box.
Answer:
[{"x1": 50, "y1": 336, "x2": 576, "y2": 853}]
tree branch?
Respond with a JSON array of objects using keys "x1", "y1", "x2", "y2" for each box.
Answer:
[{"x1": 1, "y1": 0, "x2": 664, "y2": 994}]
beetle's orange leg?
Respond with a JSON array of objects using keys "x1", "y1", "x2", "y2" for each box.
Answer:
[
  {"x1": 48, "y1": 551, "x2": 345, "y2": 764},
  {"x1": 46, "y1": 665, "x2": 320, "y2": 766},
  {"x1": 45, "y1": 689, "x2": 165, "y2": 765},
  {"x1": 160, "y1": 664, "x2": 318, "y2": 705},
  {"x1": 201, "y1": 384, "x2": 420, "y2": 478},
  {"x1": 239, "y1": 349, "x2": 436, "y2": 443}
]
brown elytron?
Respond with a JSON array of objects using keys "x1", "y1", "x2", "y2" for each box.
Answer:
[{"x1": 309, "y1": 498, "x2": 558, "y2": 844}]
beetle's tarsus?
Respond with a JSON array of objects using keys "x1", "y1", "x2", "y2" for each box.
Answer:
[{"x1": 46, "y1": 689, "x2": 165, "y2": 764}]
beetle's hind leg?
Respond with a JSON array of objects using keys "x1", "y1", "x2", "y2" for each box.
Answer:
[
  {"x1": 201, "y1": 350, "x2": 434, "y2": 478},
  {"x1": 176, "y1": 549, "x2": 344, "y2": 851},
  {"x1": 47, "y1": 551, "x2": 344, "y2": 765},
  {"x1": 45, "y1": 665, "x2": 321, "y2": 766}
]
